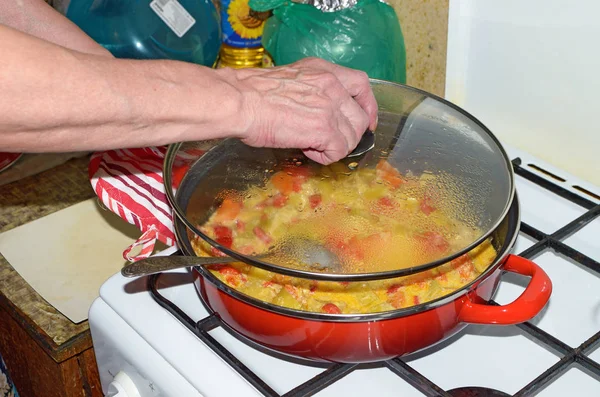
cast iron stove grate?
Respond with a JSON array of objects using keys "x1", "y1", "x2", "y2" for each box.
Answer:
[{"x1": 148, "y1": 158, "x2": 600, "y2": 397}]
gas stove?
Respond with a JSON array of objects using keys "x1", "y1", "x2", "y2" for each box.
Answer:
[{"x1": 89, "y1": 143, "x2": 600, "y2": 397}]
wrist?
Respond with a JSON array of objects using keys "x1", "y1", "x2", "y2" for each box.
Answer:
[
  {"x1": 132, "y1": 62, "x2": 251, "y2": 143},
  {"x1": 211, "y1": 67, "x2": 256, "y2": 141}
]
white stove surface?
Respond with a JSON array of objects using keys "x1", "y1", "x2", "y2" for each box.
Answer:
[{"x1": 90, "y1": 143, "x2": 600, "y2": 397}]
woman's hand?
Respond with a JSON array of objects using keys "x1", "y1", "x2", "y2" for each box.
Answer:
[{"x1": 219, "y1": 57, "x2": 378, "y2": 165}]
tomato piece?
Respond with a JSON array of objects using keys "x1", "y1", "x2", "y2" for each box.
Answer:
[
  {"x1": 284, "y1": 284, "x2": 300, "y2": 299},
  {"x1": 376, "y1": 159, "x2": 395, "y2": 173},
  {"x1": 346, "y1": 232, "x2": 392, "y2": 261},
  {"x1": 451, "y1": 254, "x2": 471, "y2": 267},
  {"x1": 213, "y1": 225, "x2": 233, "y2": 248},
  {"x1": 292, "y1": 179, "x2": 304, "y2": 192},
  {"x1": 282, "y1": 164, "x2": 311, "y2": 178},
  {"x1": 345, "y1": 236, "x2": 366, "y2": 260},
  {"x1": 271, "y1": 171, "x2": 295, "y2": 195},
  {"x1": 214, "y1": 198, "x2": 242, "y2": 222},
  {"x1": 376, "y1": 159, "x2": 404, "y2": 188},
  {"x1": 459, "y1": 263, "x2": 474, "y2": 280},
  {"x1": 322, "y1": 303, "x2": 342, "y2": 314},
  {"x1": 238, "y1": 245, "x2": 255, "y2": 255},
  {"x1": 388, "y1": 290, "x2": 406, "y2": 309},
  {"x1": 218, "y1": 265, "x2": 247, "y2": 287},
  {"x1": 272, "y1": 193, "x2": 288, "y2": 208},
  {"x1": 309, "y1": 194, "x2": 322, "y2": 209},
  {"x1": 383, "y1": 174, "x2": 404, "y2": 188},
  {"x1": 216, "y1": 237, "x2": 233, "y2": 249},
  {"x1": 214, "y1": 225, "x2": 232, "y2": 239},
  {"x1": 273, "y1": 165, "x2": 310, "y2": 195},
  {"x1": 309, "y1": 281, "x2": 318, "y2": 292},
  {"x1": 387, "y1": 284, "x2": 401, "y2": 294},
  {"x1": 271, "y1": 171, "x2": 303, "y2": 195},
  {"x1": 378, "y1": 197, "x2": 394, "y2": 207},
  {"x1": 325, "y1": 230, "x2": 388, "y2": 263},
  {"x1": 419, "y1": 194, "x2": 436, "y2": 215},
  {"x1": 235, "y1": 219, "x2": 246, "y2": 232},
  {"x1": 371, "y1": 196, "x2": 399, "y2": 215},
  {"x1": 413, "y1": 295, "x2": 420, "y2": 305},
  {"x1": 436, "y1": 272, "x2": 448, "y2": 282},
  {"x1": 253, "y1": 226, "x2": 273, "y2": 244},
  {"x1": 218, "y1": 265, "x2": 240, "y2": 276},
  {"x1": 454, "y1": 255, "x2": 475, "y2": 279},
  {"x1": 415, "y1": 231, "x2": 450, "y2": 254}
]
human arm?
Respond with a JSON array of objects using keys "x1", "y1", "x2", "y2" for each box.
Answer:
[
  {"x1": 0, "y1": 24, "x2": 377, "y2": 164},
  {"x1": 0, "y1": 0, "x2": 111, "y2": 57}
]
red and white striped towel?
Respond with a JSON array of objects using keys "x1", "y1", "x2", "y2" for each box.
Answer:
[{"x1": 89, "y1": 143, "x2": 217, "y2": 261}]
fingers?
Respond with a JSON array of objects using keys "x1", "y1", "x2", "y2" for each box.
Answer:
[
  {"x1": 339, "y1": 94, "x2": 370, "y2": 146},
  {"x1": 295, "y1": 58, "x2": 379, "y2": 131},
  {"x1": 303, "y1": 149, "x2": 333, "y2": 165},
  {"x1": 330, "y1": 67, "x2": 378, "y2": 132},
  {"x1": 259, "y1": 68, "x2": 366, "y2": 156},
  {"x1": 313, "y1": 71, "x2": 370, "y2": 155},
  {"x1": 303, "y1": 102, "x2": 365, "y2": 164}
]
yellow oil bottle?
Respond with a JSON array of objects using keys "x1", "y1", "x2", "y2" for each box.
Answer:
[{"x1": 215, "y1": 0, "x2": 272, "y2": 69}]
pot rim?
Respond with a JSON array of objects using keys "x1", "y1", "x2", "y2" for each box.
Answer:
[
  {"x1": 176, "y1": 193, "x2": 522, "y2": 323},
  {"x1": 164, "y1": 78, "x2": 517, "y2": 282}
]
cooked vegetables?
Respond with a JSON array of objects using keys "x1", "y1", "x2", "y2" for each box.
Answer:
[{"x1": 193, "y1": 160, "x2": 496, "y2": 314}]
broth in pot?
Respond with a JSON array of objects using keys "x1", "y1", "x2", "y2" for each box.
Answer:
[{"x1": 192, "y1": 160, "x2": 497, "y2": 314}]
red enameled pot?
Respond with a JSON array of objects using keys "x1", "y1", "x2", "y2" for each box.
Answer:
[{"x1": 174, "y1": 196, "x2": 552, "y2": 364}]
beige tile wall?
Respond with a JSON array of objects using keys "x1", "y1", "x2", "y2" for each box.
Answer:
[{"x1": 387, "y1": 0, "x2": 449, "y2": 96}]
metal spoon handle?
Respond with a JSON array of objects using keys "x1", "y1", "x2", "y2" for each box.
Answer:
[{"x1": 121, "y1": 255, "x2": 238, "y2": 278}]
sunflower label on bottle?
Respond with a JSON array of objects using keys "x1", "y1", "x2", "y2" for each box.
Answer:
[{"x1": 220, "y1": 0, "x2": 268, "y2": 48}]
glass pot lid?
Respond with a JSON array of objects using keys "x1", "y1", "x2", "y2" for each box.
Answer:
[{"x1": 164, "y1": 79, "x2": 515, "y2": 282}]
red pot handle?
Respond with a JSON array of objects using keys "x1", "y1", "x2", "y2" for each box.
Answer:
[{"x1": 459, "y1": 255, "x2": 552, "y2": 325}]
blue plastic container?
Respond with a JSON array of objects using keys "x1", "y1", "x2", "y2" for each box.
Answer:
[{"x1": 66, "y1": 0, "x2": 221, "y2": 66}]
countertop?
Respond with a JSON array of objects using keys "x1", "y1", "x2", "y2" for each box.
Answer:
[{"x1": 0, "y1": 156, "x2": 97, "y2": 362}]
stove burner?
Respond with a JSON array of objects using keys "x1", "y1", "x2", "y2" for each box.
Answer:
[{"x1": 447, "y1": 387, "x2": 510, "y2": 397}]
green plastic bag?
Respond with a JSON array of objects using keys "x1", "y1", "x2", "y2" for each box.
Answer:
[{"x1": 249, "y1": 0, "x2": 406, "y2": 83}]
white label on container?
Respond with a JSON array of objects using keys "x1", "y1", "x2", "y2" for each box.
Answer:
[{"x1": 150, "y1": 0, "x2": 196, "y2": 38}]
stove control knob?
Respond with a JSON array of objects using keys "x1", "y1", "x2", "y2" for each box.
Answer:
[{"x1": 106, "y1": 371, "x2": 142, "y2": 397}]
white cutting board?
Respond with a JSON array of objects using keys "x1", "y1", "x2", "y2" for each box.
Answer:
[
  {"x1": 0, "y1": 198, "x2": 142, "y2": 323},
  {"x1": 445, "y1": 0, "x2": 600, "y2": 187}
]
